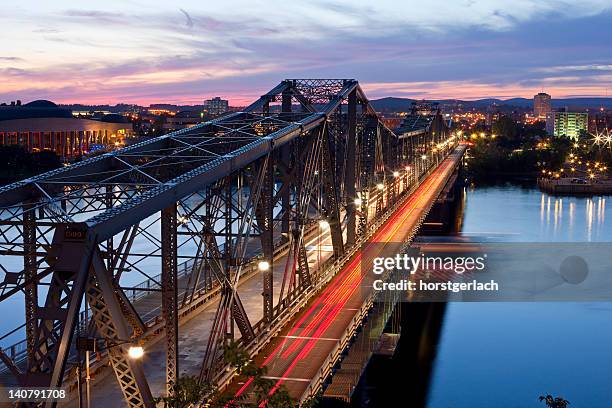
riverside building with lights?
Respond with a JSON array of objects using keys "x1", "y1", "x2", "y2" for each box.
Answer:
[{"x1": 0, "y1": 100, "x2": 133, "y2": 159}]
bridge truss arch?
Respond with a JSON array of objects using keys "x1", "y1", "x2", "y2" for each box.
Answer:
[{"x1": 0, "y1": 79, "x2": 453, "y2": 407}]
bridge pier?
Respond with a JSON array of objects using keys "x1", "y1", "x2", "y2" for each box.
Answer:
[{"x1": 421, "y1": 159, "x2": 466, "y2": 234}]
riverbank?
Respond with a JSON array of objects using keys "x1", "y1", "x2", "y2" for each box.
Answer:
[{"x1": 538, "y1": 177, "x2": 612, "y2": 195}]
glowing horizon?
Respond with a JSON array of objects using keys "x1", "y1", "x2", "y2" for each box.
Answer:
[{"x1": 12, "y1": 80, "x2": 611, "y2": 108}]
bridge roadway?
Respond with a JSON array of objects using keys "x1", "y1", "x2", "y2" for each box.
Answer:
[{"x1": 229, "y1": 146, "x2": 465, "y2": 403}]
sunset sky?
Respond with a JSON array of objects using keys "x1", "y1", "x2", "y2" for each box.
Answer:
[{"x1": 1, "y1": 0, "x2": 611, "y2": 105}]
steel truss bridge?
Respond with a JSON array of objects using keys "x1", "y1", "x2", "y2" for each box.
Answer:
[{"x1": 0, "y1": 79, "x2": 461, "y2": 407}]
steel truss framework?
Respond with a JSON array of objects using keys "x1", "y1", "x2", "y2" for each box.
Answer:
[{"x1": 0, "y1": 79, "x2": 453, "y2": 407}]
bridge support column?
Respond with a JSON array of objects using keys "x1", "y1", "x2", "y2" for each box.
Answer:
[
  {"x1": 256, "y1": 156, "x2": 274, "y2": 323},
  {"x1": 19, "y1": 225, "x2": 93, "y2": 399},
  {"x1": 88, "y1": 249, "x2": 154, "y2": 408},
  {"x1": 23, "y1": 201, "x2": 37, "y2": 366},
  {"x1": 345, "y1": 89, "x2": 357, "y2": 246},
  {"x1": 280, "y1": 88, "x2": 292, "y2": 236},
  {"x1": 321, "y1": 124, "x2": 344, "y2": 259},
  {"x1": 161, "y1": 204, "x2": 179, "y2": 395}
]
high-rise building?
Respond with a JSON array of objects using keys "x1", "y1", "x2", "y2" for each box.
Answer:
[
  {"x1": 546, "y1": 111, "x2": 588, "y2": 139},
  {"x1": 533, "y1": 92, "x2": 552, "y2": 119},
  {"x1": 203, "y1": 97, "x2": 229, "y2": 116}
]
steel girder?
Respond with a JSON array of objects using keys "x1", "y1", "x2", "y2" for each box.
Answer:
[
  {"x1": 345, "y1": 89, "x2": 358, "y2": 245},
  {"x1": 161, "y1": 204, "x2": 178, "y2": 395},
  {"x1": 319, "y1": 123, "x2": 344, "y2": 258},
  {"x1": 87, "y1": 250, "x2": 154, "y2": 407},
  {"x1": 253, "y1": 157, "x2": 274, "y2": 323}
]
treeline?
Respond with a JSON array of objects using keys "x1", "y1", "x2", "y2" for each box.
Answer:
[
  {"x1": 0, "y1": 145, "x2": 62, "y2": 185},
  {"x1": 467, "y1": 117, "x2": 571, "y2": 180}
]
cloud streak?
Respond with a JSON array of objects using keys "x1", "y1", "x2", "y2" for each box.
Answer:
[{"x1": 0, "y1": 1, "x2": 610, "y2": 104}]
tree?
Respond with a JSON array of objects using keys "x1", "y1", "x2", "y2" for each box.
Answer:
[
  {"x1": 492, "y1": 115, "x2": 519, "y2": 147},
  {"x1": 539, "y1": 394, "x2": 570, "y2": 408},
  {"x1": 156, "y1": 341, "x2": 315, "y2": 408},
  {"x1": 32, "y1": 150, "x2": 61, "y2": 172},
  {"x1": 155, "y1": 376, "x2": 216, "y2": 408},
  {"x1": 219, "y1": 341, "x2": 304, "y2": 408}
]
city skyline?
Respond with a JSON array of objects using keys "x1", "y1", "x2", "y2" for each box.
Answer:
[{"x1": 1, "y1": 1, "x2": 611, "y2": 105}]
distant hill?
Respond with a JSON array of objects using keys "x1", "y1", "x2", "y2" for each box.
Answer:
[{"x1": 370, "y1": 97, "x2": 612, "y2": 112}]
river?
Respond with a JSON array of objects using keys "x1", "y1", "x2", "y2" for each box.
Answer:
[{"x1": 359, "y1": 183, "x2": 612, "y2": 408}]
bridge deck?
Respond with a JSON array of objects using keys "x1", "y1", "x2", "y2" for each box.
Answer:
[{"x1": 228, "y1": 146, "x2": 465, "y2": 402}]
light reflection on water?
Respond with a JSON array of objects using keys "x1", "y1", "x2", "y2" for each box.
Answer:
[
  {"x1": 461, "y1": 184, "x2": 607, "y2": 242},
  {"x1": 426, "y1": 184, "x2": 612, "y2": 408}
]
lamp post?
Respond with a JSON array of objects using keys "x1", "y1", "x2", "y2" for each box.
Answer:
[{"x1": 76, "y1": 336, "x2": 146, "y2": 408}]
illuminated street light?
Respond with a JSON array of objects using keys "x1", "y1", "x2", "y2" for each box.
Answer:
[
  {"x1": 128, "y1": 345, "x2": 144, "y2": 359},
  {"x1": 421, "y1": 155, "x2": 427, "y2": 160},
  {"x1": 393, "y1": 171, "x2": 399, "y2": 177},
  {"x1": 258, "y1": 261, "x2": 270, "y2": 271},
  {"x1": 354, "y1": 198, "x2": 362, "y2": 205},
  {"x1": 405, "y1": 166, "x2": 411, "y2": 171},
  {"x1": 319, "y1": 220, "x2": 330, "y2": 229},
  {"x1": 376, "y1": 183, "x2": 384, "y2": 190}
]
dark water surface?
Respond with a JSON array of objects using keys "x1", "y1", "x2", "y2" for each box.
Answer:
[{"x1": 356, "y1": 183, "x2": 612, "y2": 408}]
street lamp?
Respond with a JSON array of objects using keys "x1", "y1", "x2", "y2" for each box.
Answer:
[
  {"x1": 258, "y1": 260, "x2": 270, "y2": 271},
  {"x1": 128, "y1": 345, "x2": 145, "y2": 359},
  {"x1": 376, "y1": 183, "x2": 384, "y2": 190},
  {"x1": 393, "y1": 171, "x2": 399, "y2": 177},
  {"x1": 354, "y1": 198, "x2": 362, "y2": 205}
]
